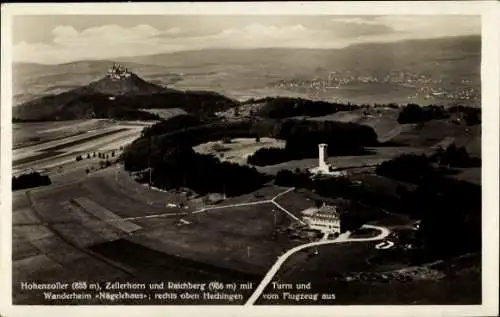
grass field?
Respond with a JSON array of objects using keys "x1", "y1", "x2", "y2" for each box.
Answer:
[
  {"x1": 129, "y1": 203, "x2": 300, "y2": 275},
  {"x1": 13, "y1": 121, "x2": 149, "y2": 174},
  {"x1": 255, "y1": 145, "x2": 426, "y2": 176},
  {"x1": 13, "y1": 119, "x2": 115, "y2": 149},
  {"x1": 18, "y1": 166, "x2": 311, "y2": 278},
  {"x1": 11, "y1": 123, "x2": 480, "y2": 305},
  {"x1": 193, "y1": 137, "x2": 286, "y2": 165},
  {"x1": 12, "y1": 189, "x2": 130, "y2": 304},
  {"x1": 256, "y1": 241, "x2": 481, "y2": 305},
  {"x1": 140, "y1": 108, "x2": 187, "y2": 120}
]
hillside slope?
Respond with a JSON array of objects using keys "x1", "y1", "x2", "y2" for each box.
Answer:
[
  {"x1": 13, "y1": 61, "x2": 182, "y2": 105},
  {"x1": 13, "y1": 67, "x2": 239, "y2": 121},
  {"x1": 121, "y1": 36, "x2": 480, "y2": 78}
]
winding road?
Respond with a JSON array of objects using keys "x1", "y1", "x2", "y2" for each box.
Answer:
[
  {"x1": 245, "y1": 224, "x2": 391, "y2": 306},
  {"x1": 18, "y1": 178, "x2": 391, "y2": 307}
]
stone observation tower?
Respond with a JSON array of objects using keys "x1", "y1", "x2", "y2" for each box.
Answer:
[
  {"x1": 309, "y1": 143, "x2": 345, "y2": 177},
  {"x1": 318, "y1": 143, "x2": 329, "y2": 171}
]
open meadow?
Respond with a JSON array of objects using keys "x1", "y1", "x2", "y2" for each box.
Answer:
[{"x1": 193, "y1": 137, "x2": 286, "y2": 165}]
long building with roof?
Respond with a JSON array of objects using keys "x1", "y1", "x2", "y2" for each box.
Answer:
[{"x1": 302, "y1": 203, "x2": 341, "y2": 234}]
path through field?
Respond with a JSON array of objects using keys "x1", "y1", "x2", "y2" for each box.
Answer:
[{"x1": 245, "y1": 224, "x2": 390, "y2": 305}]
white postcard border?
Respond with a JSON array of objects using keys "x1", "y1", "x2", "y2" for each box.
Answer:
[{"x1": 1, "y1": 2, "x2": 498, "y2": 317}]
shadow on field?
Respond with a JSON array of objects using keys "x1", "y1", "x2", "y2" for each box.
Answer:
[
  {"x1": 376, "y1": 140, "x2": 408, "y2": 147},
  {"x1": 89, "y1": 238, "x2": 260, "y2": 284}
]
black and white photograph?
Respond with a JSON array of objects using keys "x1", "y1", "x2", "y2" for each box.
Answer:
[{"x1": 1, "y1": 2, "x2": 498, "y2": 317}]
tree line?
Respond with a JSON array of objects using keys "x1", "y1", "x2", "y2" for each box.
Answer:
[
  {"x1": 397, "y1": 103, "x2": 481, "y2": 125},
  {"x1": 376, "y1": 144, "x2": 480, "y2": 183},
  {"x1": 274, "y1": 158, "x2": 481, "y2": 261},
  {"x1": 248, "y1": 119, "x2": 378, "y2": 166},
  {"x1": 12, "y1": 172, "x2": 51, "y2": 191},
  {"x1": 14, "y1": 89, "x2": 239, "y2": 121},
  {"x1": 254, "y1": 97, "x2": 361, "y2": 119},
  {"x1": 123, "y1": 118, "x2": 379, "y2": 171},
  {"x1": 135, "y1": 146, "x2": 271, "y2": 197}
]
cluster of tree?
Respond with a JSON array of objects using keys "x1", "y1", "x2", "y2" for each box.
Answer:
[
  {"x1": 339, "y1": 202, "x2": 374, "y2": 233},
  {"x1": 275, "y1": 170, "x2": 394, "y2": 232},
  {"x1": 247, "y1": 147, "x2": 290, "y2": 166},
  {"x1": 12, "y1": 172, "x2": 51, "y2": 190},
  {"x1": 255, "y1": 97, "x2": 361, "y2": 119},
  {"x1": 274, "y1": 169, "x2": 312, "y2": 187},
  {"x1": 274, "y1": 167, "x2": 480, "y2": 259},
  {"x1": 14, "y1": 89, "x2": 239, "y2": 121},
  {"x1": 403, "y1": 178, "x2": 481, "y2": 260},
  {"x1": 241, "y1": 97, "x2": 275, "y2": 105},
  {"x1": 123, "y1": 120, "x2": 258, "y2": 171},
  {"x1": 102, "y1": 108, "x2": 161, "y2": 121},
  {"x1": 13, "y1": 117, "x2": 34, "y2": 123},
  {"x1": 375, "y1": 160, "x2": 481, "y2": 259},
  {"x1": 98, "y1": 151, "x2": 115, "y2": 159},
  {"x1": 136, "y1": 146, "x2": 271, "y2": 197},
  {"x1": 397, "y1": 104, "x2": 450, "y2": 124},
  {"x1": 100, "y1": 160, "x2": 113, "y2": 168},
  {"x1": 248, "y1": 120, "x2": 377, "y2": 166},
  {"x1": 429, "y1": 143, "x2": 481, "y2": 168},
  {"x1": 375, "y1": 154, "x2": 438, "y2": 183},
  {"x1": 133, "y1": 90, "x2": 239, "y2": 117},
  {"x1": 124, "y1": 116, "x2": 378, "y2": 172},
  {"x1": 278, "y1": 119, "x2": 378, "y2": 146},
  {"x1": 77, "y1": 151, "x2": 116, "y2": 162},
  {"x1": 449, "y1": 105, "x2": 481, "y2": 126},
  {"x1": 377, "y1": 146, "x2": 480, "y2": 184},
  {"x1": 140, "y1": 114, "x2": 203, "y2": 138}
]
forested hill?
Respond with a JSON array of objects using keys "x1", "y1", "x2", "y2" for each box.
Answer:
[{"x1": 13, "y1": 69, "x2": 240, "y2": 121}]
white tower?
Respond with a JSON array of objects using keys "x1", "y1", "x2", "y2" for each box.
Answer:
[
  {"x1": 318, "y1": 143, "x2": 329, "y2": 171},
  {"x1": 309, "y1": 143, "x2": 344, "y2": 177}
]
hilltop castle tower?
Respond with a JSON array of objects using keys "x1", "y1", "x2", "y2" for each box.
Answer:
[{"x1": 106, "y1": 63, "x2": 131, "y2": 80}]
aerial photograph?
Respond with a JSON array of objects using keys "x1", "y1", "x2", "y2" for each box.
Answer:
[{"x1": 10, "y1": 14, "x2": 481, "y2": 305}]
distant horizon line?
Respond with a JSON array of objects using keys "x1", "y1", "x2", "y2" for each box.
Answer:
[{"x1": 13, "y1": 34, "x2": 480, "y2": 66}]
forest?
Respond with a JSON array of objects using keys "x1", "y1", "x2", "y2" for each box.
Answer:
[
  {"x1": 135, "y1": 146, "x2": 271, "y2": 197},
  {"x1": 12, "y1": 172, "x2": 52, "y2": 190},
  {"x1": 274, "y1": 154, "x2": 481, "y2": 261}
]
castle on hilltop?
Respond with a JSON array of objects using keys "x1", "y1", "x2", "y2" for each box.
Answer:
[{"x1": 106, "y1": 63, "x2": 131, "y2": 80}]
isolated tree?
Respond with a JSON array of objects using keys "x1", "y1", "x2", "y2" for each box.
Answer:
[
  {"x1": 87, "y1": 153, "x2": 91, "y2": 159},
  {"x1": 255, "y1": 135, "x2": 261, "y2": 142}
]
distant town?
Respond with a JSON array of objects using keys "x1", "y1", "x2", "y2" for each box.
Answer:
[{"x1": 269, "y1": 70, "x2": 479, "y2": 103}]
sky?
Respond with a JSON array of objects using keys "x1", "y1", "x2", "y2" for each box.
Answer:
[{"x1": 12, "y1": 15, "x2": 481, "y2": 64}]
